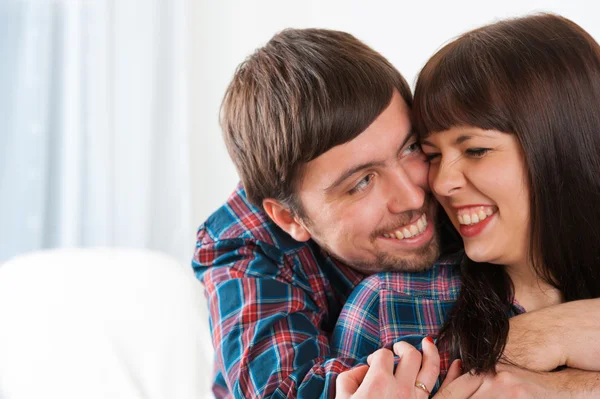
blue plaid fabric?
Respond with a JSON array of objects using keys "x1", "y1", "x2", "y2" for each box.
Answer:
[
  {"x1": 331, "y1": 256, "x2": 462, "y2": 393},
  {"x1": 193, "y1": 184, "x2": 365, "y2": 398},
  {"x1": 192, "y1": 184, "x2": 472, "y2": 398},
  {"x1": 331, "y1": 255, "x2": 526, "y2": 393}
]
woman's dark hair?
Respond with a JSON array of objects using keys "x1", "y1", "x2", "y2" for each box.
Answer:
[{"x1": 413, "y1": 13, "x2": 600, "y2": 373}]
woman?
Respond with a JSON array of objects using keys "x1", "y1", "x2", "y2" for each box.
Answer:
[{"x1": 333, "y1": 13, "x2": 600, "y2": 397}]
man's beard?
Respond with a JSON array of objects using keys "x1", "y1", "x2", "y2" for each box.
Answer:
[
  {"x1": 312, "y1": 223, "x2": 440, "y2": 275},
  {"x1": 301, "y1": 194, "x2": 441, "y2": 274},
  {"x1": 338, "y1": 228, "x2": 439, "y2": 274},
  {"x1": 365, "y1": 230, "x2": 440, "y2": 273}
]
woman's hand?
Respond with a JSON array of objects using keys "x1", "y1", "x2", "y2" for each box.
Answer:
[{"x1": 336, "y1": 337, "x2": 441, "y2": 398}]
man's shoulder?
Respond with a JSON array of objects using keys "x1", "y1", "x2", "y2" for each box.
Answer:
[
  {"x1": 200, "y1": 184, "x2": 302, "y2": 252},
  {"x1": 195, "y1": 184, "x2": 338, "y2": 277},
  {"x1": 194, "y1": 184, "x2": 363, "y2": 298},
  {"x1": 364, "y1": 252, "x2": 463, "y2": 301}
]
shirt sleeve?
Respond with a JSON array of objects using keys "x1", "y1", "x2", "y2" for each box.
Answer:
[
  {"x1": 193, "y1": 227, "x2": 365, "y2": 399},
  {"x1": 330, "y1": 274, "x2": 431, "y2": 357},
  {"x1": 330, "y1": 275, "x2": 382, "y2": 359},
  {"x1": 331, "y1": 273, "x2": 451, "y2": 394}
]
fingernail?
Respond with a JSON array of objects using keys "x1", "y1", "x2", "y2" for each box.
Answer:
[
  {"x1": 367, "y1": 354, "x2": 373, "y2": 364},
  {"x1": 425, "y1": 336, "x2": 435, "y2": 344}
]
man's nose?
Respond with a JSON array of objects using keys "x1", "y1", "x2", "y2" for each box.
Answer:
[{"x1": 387, "y1": 168, "x2": 425, "y2": 214}]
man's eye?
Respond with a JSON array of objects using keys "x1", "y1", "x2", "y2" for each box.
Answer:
[
  {"x1": 402, "y1": 142, "x2": 422, "y2": 157},
  {"x1": 466, "y1": 148, "x2": 490, "y2": 157},
  {"x1": 349, "y1": 174, "x2": 373, "y2": 195}
]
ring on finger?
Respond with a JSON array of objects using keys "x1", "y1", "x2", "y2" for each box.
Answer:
[{"x1": 415, "y1": 381, "x2": 431, "y2": 395}]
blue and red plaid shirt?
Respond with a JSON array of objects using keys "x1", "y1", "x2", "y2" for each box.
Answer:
[
  {"x1": 192, "y1": 184, "x2": 467, "y2": 398},
  {"x1": 331, "y1": 258, "x2": 462, "y2": 394},
  {"x1": 193, "y1": 185, "x2": 365, "y2": 398},
  {"x1": 331, "y1": 259, "x2": 527, "y2": 394}
]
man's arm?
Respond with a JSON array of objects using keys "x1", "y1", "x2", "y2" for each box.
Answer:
[
  {"x1": 330, "y1": 275, "x2": 382, "y2": 360},
  {"x1": 194, "y1": 231, "x2": 365, "y2": 399},
  {"x1": 433, "y1": 363, "x2": 600, "y2": 398},
  {"x1": 504, "y1": 298, "x2": 600, "y2": 371}
]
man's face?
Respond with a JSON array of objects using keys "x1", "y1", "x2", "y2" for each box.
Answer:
[{"x1": 295, "y1": 91, "x2": 439, "y2": 273}]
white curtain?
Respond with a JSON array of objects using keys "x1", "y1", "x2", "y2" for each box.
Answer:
[{"x1": 0, "y1": 0, "x2": 193, "y2": 264}]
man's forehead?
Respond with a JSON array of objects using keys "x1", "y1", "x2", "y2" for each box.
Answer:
[
  {"x1": 297, "y1": 90, "x2": 412, "y2": 192},
  {"x1": 302, "y1": 125, "x2": 412, "y2": 194}
]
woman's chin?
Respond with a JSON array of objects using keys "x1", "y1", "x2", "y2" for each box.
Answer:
[{"x1": 464, "y1": 246, "x2": 497, "y2": 264}]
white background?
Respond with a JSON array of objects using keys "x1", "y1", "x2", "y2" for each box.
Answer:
[
  {"x1": 190, "y1": 0, "x2": 600, "y2": 226},
  {"x1": 2, "y1": 0, "x2": 598, "y2": 266}
]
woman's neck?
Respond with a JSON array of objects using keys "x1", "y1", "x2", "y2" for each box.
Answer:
[{"x1": 504, "y1": 262, "x2": 563, "y2": 312}]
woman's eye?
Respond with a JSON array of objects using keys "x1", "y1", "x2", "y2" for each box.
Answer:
[
  {"x1": 349, "y1": 174, "x2": 373, "y2": 195},
  {"x1": 424, "y1": 153, "x2": 441, "y2": 162},
  {"x1": 466, "y1": 148, "x2": 490, "y2": 157}
]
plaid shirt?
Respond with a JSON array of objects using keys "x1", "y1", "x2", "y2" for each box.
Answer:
[
  {"x1": 192, "y1": 184, "x2": 467, "y2": 398},
  {"x1": 331, "y1": 259, "x2": 526, "y2": 394},
  {"x1": 193, "y1": 184, "x2": 365, "y2": 398},
  {"x1": 331, "y1": 257, "x2": 462, "y2": 394}
]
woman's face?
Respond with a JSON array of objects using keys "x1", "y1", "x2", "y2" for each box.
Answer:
[{"x1": 421, "y1": 126, "x2": 530, "y2": 267}]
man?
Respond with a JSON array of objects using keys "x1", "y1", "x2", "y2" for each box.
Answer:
[
  {"x1": 193, "y1": 27, "x2": 439, "y2": 398},
  {"x1": 193, "y1": 28, "x2": 600, "y2": 399}
]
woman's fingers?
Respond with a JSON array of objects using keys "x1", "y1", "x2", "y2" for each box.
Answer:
[
  {"x1": 338, "y1": 340, "x2": 456, "y2": 399},
  {"x1": 414, "y1": 337, "x2": 441, "y2": 398},
  {"x1": 392, "y1": 341, "x2": 423, "y2": 392},
  {"x1": 361, "y1": 348, "x2": 395, "y2": 388},
  {"x1": 440, "y1": 359, "x2": 463, "y2": 389},
  {"x1": 433, "y1": 372, "x2": 484, "y2": 399},
  {"x1": 335, "y1": 365, "x2": 369, "y2": 399}
]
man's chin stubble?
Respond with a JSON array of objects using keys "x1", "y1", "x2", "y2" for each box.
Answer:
[
  {"x1": 309, "y1": 228, "x2": 440, "y2": 275},
  {"x1": 343, "y1": 234, "x2": 440, "y2": 275},
  {"x1": 375, "y1": 240, "x2": 440, "y2": 273}
]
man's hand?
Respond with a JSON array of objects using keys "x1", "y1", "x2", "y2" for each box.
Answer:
[
  {"x1": 433, "y1": 363, "x2": 551, "y2": 399},
  {"x1": 434, "y1": 363, "x2": 600, "y2": 398},
  {"x1": 504, "y1": 298, "x2": 600, "y2": 371},
  {"x1": 336, "y1": 338, "x2": 440, "y2": 399}
]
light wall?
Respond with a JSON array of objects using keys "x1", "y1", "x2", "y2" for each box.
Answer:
[{"x1": 189, "y1": 0, "x2": 599, "y2": 226}]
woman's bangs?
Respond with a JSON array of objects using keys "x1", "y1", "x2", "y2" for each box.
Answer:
[{"x1": 414, "y1": 42, "x2": 513, "y2": 137}]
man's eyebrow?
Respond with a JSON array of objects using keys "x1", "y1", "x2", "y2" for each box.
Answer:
[
  {"x1": 324, "y1": 160, "x2": 385, "y2": 193},
  {"x1": 324, "y1": 131, "x2": 416, "y2": 193}
]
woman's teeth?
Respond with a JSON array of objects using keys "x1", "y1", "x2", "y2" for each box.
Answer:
[{"x1": 457, "y1": 206, "x2": 495, "y2": 225}]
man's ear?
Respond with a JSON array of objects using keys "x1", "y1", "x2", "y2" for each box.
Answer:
[{"x1": 263, "y1": 198, "x2": 311, "y2": 242}]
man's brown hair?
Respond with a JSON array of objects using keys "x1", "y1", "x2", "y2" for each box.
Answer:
[{"x1": 220, "y1": 28, "x2": 412, "y2": 213}]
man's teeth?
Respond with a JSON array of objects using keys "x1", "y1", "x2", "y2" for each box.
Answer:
[
  {"x1": 457, "y1": 207, "x2": 495, "y2": 226},
  {"x1": 383, "y1": 214, "x2": 428, "y2": 240}
]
